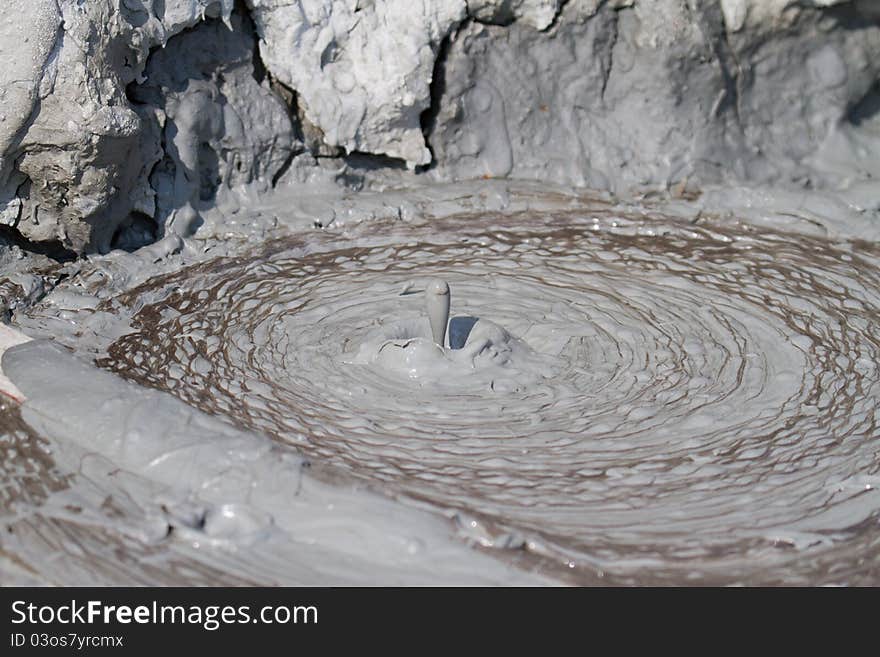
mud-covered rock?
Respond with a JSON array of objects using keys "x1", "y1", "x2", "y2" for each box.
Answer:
[
  {"x1": 1, "y1": 0, "x2": 879, "y2": 254},
  {"x1": 428, "y1": 1, "x2": 880, "y2": 192}
]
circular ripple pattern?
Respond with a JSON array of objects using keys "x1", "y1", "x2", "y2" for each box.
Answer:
[{"x1": 99, "y1": 210, "x2": 880, "y2": 584}]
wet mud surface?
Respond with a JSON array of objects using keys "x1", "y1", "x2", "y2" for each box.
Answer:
[
  {"x1": 0, "y1": 401, "x2": 69, "y2": 513},
  {"x1": 0, "y1": 399, "x2": 278, "y2": 585},
  {"x1": 93, "y1": 209, "x2": 880, "y2": 584}
]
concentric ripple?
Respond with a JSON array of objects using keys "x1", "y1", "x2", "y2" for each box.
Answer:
[{"x1": 97, "y1": 209, "x2": 880, "y2": 584}]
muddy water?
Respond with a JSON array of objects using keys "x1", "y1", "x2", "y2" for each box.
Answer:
[{"x1": 96, "y1": 210, "x2": 880, "y2": 584}]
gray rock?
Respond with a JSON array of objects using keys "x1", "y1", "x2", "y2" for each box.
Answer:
[
  {"x1": 1, "y1": 0, "x2": 878, "y2": 254},
  {"x1": 129, "y1": 9, "x2": 297, "y2": 243},
  {"x1": 428, "y1": 1, "x2": 880, "y2": 192},
  {"x1": 0, "y1": 0, "x2": 240, "y2": 253}
]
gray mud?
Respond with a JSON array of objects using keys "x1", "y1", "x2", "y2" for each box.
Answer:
[
  {"x1": 3, "y1": 1, "x2": 880, "y2": 586},
  {"x1": 2, "y1": 337, "x2": 551, "y2": 586},
  {"x1": 44, "y1": 206, "x2": 877, "y2": 585}
]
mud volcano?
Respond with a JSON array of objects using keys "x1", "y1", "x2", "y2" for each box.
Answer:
[
  {"x1": 88, "y1": 208, "x2": 880, "y2": 584},
  {"x1": 3, "y1": 1, "x2": 880, "y2": 586}
]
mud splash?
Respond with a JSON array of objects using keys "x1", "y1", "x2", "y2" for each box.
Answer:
[{"x1": 96, "y1": 209, "x2": 880, "y2": 584}]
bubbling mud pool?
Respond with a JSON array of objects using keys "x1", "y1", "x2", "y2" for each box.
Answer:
[{"x1": 95, "y1": 210, "x2": 880, "y2": 584}]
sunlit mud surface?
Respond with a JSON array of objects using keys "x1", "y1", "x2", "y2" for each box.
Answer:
[{"x1": 96, "y1": 210, "x2": 880, "y2": 584}]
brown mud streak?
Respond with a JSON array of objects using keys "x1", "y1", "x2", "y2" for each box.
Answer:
[{"x1": 0, "y1": 401, "x2": 69, "y2": 511}]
